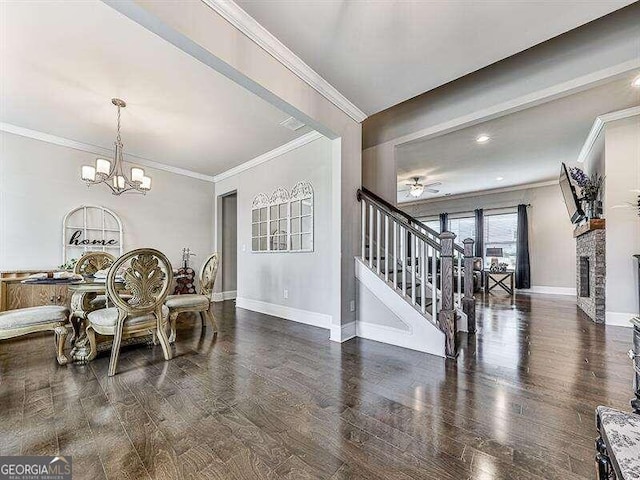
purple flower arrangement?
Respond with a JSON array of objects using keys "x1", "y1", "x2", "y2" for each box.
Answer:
[{"x1": 569, "y1": 167, "x2": 603, "y2": 202}]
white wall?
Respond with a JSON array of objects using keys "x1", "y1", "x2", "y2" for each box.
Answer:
[
  {"x1": 403, "y1": 184, "x2": 577, "y2": 293},
  {"x1": 214, "y1": 136, "x2": 335, "y2": 326},
  {"x1": 0, "y1": 131, "x2": 214, "y2": 272},
  {"x1": 604, "y1": 117, "x2": 640, "y2": 325}
]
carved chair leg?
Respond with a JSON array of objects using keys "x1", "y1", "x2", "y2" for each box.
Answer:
[
  {"x1": 108, "y1": 324, "x2": 124, "y2": 377},
  {"x1": 86, "y1": 325, "x2": 98, "y2": 362},
  {"x1": 54, "y1": 325, "x2": 69, "y2": 365},
  {"x1": 156, "y1": 310, "x2": 173, "y2": 361},
  {"x1": 203, "y1": 308, "x2": 218, "y2": 333},
  {"x1": 69, "y1": 315, "x2": 78, "y2": 344},
  {"x1": 199, "y1": 310, "x2": 206, "y2": 327},
  {"x1": 151, "y1": 330, "x2": 159, "y2": 345},
  {"x1": 169, "y1": 312, "x2": 179, "y2": 344}
]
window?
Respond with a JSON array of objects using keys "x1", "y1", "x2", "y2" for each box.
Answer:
[
  {"x1": 484, "y1": 212, "x2": 517, "y2": 268},
  {"x1": 422, "y1": 219, "x2": 440, "y2": 234},
  {"x1": 448, "y1": 216, "x2": 475, "y2": 243}
]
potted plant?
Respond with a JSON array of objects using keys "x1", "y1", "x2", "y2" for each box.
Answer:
[{"x1": 569, "y1": 167, "x2": 604, "y2": 219}]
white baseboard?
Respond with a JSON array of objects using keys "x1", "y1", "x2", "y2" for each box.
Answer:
[
  {"x1": 330, "y1": 321, "x2": 356, "y2": 343},
  {"x1": 517, "y1": 286, "x2": 577, "y2": 296},
  {"x1": 212, "y1": 290, "x2": 237, "y2": 302},
  {"x1": 235, "y1": 297, "x2": 332, "y2": 330},
  {"x1": 606, "y1": 311, "x2": 636, "y2": 327}
]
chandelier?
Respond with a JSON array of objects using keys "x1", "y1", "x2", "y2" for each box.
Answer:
[{"x1": 81, "y1": 98, "x2": 151, "y2": 195}]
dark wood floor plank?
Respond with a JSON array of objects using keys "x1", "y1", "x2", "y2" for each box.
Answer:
[{"x1": 2, "y1": 294, "x2": 634, "y2": 480}]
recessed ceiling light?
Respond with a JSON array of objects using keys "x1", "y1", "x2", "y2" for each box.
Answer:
[
  {"x1": 496, "y1": 177, "x2": 504, "y2": 181},
  {"x1": 476, "y1": 134, "x2": 490, "y2": 144},
  {"x1": 633, "y1": 75, "x2": 640, "y2": 88}
]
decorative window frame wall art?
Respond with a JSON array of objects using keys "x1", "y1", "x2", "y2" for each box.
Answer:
[
  {"x1": 251, "y1": 181, "x2": 314, "y2": 253},
  {"x1": 62, "y1": 205, "x2": 123, "y2": 262}
]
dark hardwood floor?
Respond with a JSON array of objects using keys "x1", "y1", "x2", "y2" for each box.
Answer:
[{"x1": 0, "y1": 294, "x2": 634, "y2": 479}]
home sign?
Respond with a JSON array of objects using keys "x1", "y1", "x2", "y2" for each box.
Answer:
[{"x1": 62, "y1": 205, "x2": 124, "y2": 262}]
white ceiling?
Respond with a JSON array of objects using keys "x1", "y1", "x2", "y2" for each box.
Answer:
[
  {"x1": 0, "y1": 1, "x2": 310, "y2": 178},
  {"x1": 236, "y1": 0, "x2": 633, "y2": 115},
  {"x1": 395, "y1": 75, "x2": 640, "y2": 203}
]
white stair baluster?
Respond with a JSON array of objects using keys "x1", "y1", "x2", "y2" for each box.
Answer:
[
  {"x1": 411, "y1": 233, "x2": 416, "y2": 305},
  {"x1": 369, "y1": 204, "x2": 374, "y2": 269},
  {"x1": 384, "y1": 215, "x2": 389, "y2": 282},
  {"x1": 376, "y1": 210, "x2": 381, "y2": 275},
  {"x1": 401, "y1": 227, "x2": 407, "y2": 297},
  {"x1": 421, "y1": 239, "x2": 426, "y2": 314},
  {"x1": 393, "y1": 221, "x2": 398, "y2": 290}
]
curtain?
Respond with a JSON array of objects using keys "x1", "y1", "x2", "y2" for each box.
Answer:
[
  {"x1": 474, "y1": 208, "x2": 484, "y2": 258},
  {"x1": 516, "y1": 204, "x2": 531, "y2": 289},
  {"x1": 439, "y1": 212, "x2": 448, "y2": 233}
]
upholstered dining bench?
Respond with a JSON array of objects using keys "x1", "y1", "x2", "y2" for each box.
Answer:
[
  {"x1": 0, "y1": 305, "x2": 71, "y2": 365},
  {"x1": 596, "y1": 406, "x2": 640, "y2": 479}
]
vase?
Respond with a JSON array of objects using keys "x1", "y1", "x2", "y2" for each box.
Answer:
[{"x1": 584, "y1": 200, "x2": 602, "y2": 219}]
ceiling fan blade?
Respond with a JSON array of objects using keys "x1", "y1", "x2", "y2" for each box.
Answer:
[
  {"x1": 425, "y1": 188, "x2": 440, "y2": 193},
  {"x1": 423, "y1": 182, "x2": 442, "y2": 188}
]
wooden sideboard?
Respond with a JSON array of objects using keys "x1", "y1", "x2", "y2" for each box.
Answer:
[{"x1": 0, "y1": 271, "x2": 70, "y2": 312}]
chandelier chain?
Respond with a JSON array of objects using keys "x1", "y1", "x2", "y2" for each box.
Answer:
[{"x1": 116, "y1": 104, "x2": 122, "y2": 144}]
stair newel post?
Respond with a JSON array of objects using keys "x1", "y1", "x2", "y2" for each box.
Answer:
[
  {"x1": 438, "y1": 231, "x2": 457, "y2": 358},
  {"x1": 462, "y1": 238, "x2": 477, "y2": 334}
]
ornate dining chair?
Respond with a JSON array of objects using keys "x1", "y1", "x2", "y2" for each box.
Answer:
[
  {"x1": 85, "y1": 248, "x2": 173, "y2": 376},
  {"x1": 165, "y1": 252, "x2": 219, "y2": 343},
  {"x1": 70, "y1": 252, "x2": 116, "y2": 334}
]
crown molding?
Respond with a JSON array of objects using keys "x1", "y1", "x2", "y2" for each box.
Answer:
[
  {"x1": 201, "y1": 0, "x2": 367, "y2": 123},
  {"x1": 577, "y1": 105, "x2": 640, "y2": 163},
  {"x1": 0, "y1": 122, "x2": 216, "y2": 183},
  {"x1": 213, "y1": 131, "x2": 323, "y2": 183},
  {"x1": 399, "y1": 179, "x2": 558, "y2": 207}
]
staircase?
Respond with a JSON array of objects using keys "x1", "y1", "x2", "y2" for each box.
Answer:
[{"x1": 357, "y1": 188, "x2": 476, "y2": 358}]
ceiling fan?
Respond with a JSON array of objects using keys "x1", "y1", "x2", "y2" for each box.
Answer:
[{"x1": 399, "y1": 177, "x2": 441, "y2": 198}]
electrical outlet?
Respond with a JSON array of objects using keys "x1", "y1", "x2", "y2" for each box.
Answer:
[
  {"x1": 349, "y1": 300, "x2": 355, "y2": 312},
  {"x1": 242, "y1": 244, "x2": 246, "y2": 252},
  {"x1": 283, "y1": 289, "x2": 289, "y2": 299}
]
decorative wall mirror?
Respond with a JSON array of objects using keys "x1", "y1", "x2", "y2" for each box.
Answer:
[
  {"x1": 251, "y1": 181, "x2": 313, "y2": 253},
  {"x1": 62, "y1": 205, "x2": 123, "y2": 262},
  {"x1": 289, "y1": 181, "x2": 313, "y2": 252}
]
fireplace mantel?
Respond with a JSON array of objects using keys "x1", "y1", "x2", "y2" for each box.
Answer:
[{"x1": 574, "y1": 218, "x2": 605, "y2": 238}]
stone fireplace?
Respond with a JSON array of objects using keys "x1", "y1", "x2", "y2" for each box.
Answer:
[{"x1": 575, "y1": 219, "x2": 605, "y2": 323}]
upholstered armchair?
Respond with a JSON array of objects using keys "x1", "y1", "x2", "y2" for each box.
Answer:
[
  {"x1": 165, "y1": 252, "x2": 219, "y2": 343},
  {"x1": 85, "y1": 248, "x2": 173, "y2": 376},
  {"x1": 0, "y1": 306, "x2": 70, "y2": 365}
]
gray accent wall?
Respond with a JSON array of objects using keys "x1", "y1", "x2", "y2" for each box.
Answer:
[{"x1": 221, "y1": 193, "x2": 237, "y2": 293}]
